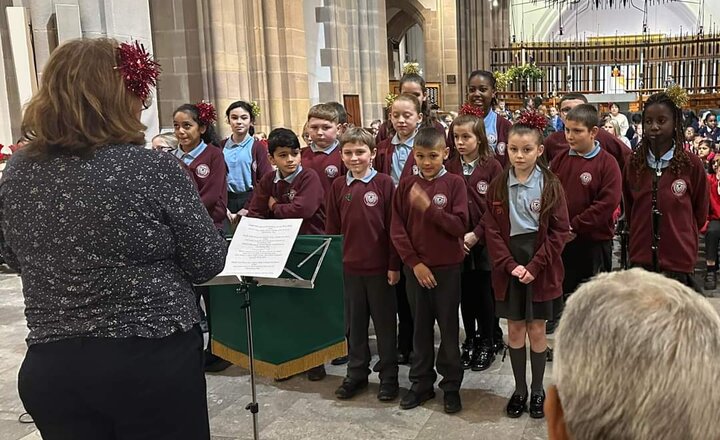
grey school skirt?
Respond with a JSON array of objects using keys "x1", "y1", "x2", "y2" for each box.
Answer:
[{"x1": 495, "y1": 232, "x2": 562, "y2": 322}]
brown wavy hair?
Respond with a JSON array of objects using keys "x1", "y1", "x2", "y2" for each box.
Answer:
[
  {"x1": 451, "y1": 114, "x2": 493, "y2": 164},
  {"x1": 21, "y1": 38, "x2": 146, "y2": 159},
  {"x1": 491, "y1": 123, "x2": 564, "y2": 224},
  {"x1": 629, "y1": 92, "x2": 691, "y2": 178}
]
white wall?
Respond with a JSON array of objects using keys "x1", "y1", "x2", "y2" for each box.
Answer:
[
  {"x1": 511, "y1": 1, "x2": 720, "y2": 42},
  {"x1": 304, "y1": 0, "x2": 331, "y2": 105}
]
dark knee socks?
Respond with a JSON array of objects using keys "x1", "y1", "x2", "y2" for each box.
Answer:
[
  {"x1": 508, "y1": 346, "x2": 527, "y2": 397},
  {"x1": 530, "y1": 349, "x2": 546, "y2": 394}
]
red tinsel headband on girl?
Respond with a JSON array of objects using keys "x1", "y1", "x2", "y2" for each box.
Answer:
[
  {"x1": 195, "y1": 101, "x2": 217, "y2": 126},
  {"x1": 115, "y1": 41, "x2": 161, "y2": 102},
  {"x1": 459, "y1": 103, "x2": 485, "y2": 119},
  {"x1": 516, "y1": 111, "x2": 548, "y2": 132}
]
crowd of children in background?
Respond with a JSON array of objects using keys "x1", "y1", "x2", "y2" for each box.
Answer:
[{"x1": 102, "y1": 66, "x2": 717, "y2": 420}]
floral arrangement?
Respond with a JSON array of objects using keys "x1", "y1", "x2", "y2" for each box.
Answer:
[
  {"x1": 250, "y1": 101, "x2": 261, "y2": 119},
  {"x1": 385, "y1": 92, "x2": 398, "y2": 108},
  {"x1": 493, "y1": 71, "x2": 510, "y2": 91},
  {"x1": 506, "y1": 63, "x2": 544, "y2": 81}
]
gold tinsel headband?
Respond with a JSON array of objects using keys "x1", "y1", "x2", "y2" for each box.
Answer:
[{"x1": 665, "y1": 84, "x2": 689, "y2": 108}]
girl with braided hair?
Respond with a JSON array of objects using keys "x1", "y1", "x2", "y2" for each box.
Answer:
[{"x1": 622, "y1": 91, "x2": 708, "y2": 292}]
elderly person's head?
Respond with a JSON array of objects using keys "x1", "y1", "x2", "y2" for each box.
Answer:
[{"x1": 547, "y1": 269, "x2": 720, "y2": 440}]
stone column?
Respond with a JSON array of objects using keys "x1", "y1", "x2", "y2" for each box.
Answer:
[
  {"x1": 456, "y1": 0, "x2": 510, "y2": 100},
  {"x1": 423, "y1": 0, "x2": 460, "y2": 111}
]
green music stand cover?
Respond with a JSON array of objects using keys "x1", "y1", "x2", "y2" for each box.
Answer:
[{"x1": 209, "y1": 235, "x2": 346, "y2": 379}]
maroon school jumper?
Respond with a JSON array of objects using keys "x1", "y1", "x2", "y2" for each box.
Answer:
[
  {"x1": 550, "y1": 148, "x2": 622, "y2": 241},
  {"x1": 301, "y1": 143, "x2": 346, "y2": 196},
  {"x1": 325, "y1": 172, "x2": 401, "y2": 275},
  {"x1": 447, "y1": 115, "x2": 511, "y2": 168},
  {"x1": 446, "y1": 155, "x2": 503, "y2": 244},
  {"x1": 217, "y1": 137, "x2": 274, "y2": 200},
  {"x1": 622, "y1": 152, "x2": 709, "y2": 273},
  {"x1": 544, "y1": 128, "x2": 630, "y2": 171},
  {"x1": 246, "y1": 167, "x2": 326, "y2": 235},
  {"x1": 374, "y1": 138, "x2": 420, "y2": 183},
  {"x1": 390, "y1": 171, "x2": 468, "y2": 269},
  {"x1": 483, "y1": 175, "x2": 570, "y2": 301},
  {"x1": 186, "y1": 145, "x2": 228, "y2": 229}
]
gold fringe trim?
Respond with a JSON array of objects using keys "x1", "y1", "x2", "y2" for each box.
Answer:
[{"x1": 211, "y1": 339, "x2": 347, "y2": 380}]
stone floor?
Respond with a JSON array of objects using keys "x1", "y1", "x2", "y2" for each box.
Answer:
[{"x1": 1, "y1": 264, "x2": 718, "y2": 440}]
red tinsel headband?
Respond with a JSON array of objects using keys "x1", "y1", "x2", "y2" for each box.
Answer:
[
  {"x1": 116, "y1": 41, "x2": 160, "y2": 102},
  {"x1": 195, "y1": 101, "x2": 217, "y2": 126},
  {"x1": 459, "y1": 103, "x2": 485, "y2": 119},
  {"x1": 516, "y1": 111, "x2": 548, "y2": 132}
]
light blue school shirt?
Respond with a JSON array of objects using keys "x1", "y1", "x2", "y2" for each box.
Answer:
[
  {"x1": 346, "y1": 169, "x2": 377, "y2": 186},
  {"x1": 419, "y1": 166, "x2": 448, "y2": 181},
  {"x1": 568, "y1": 140, "x2": 601, "y2": 159},
  {"x1": 484, "y1": 110, "x2": 498, "y2": 153},
  {"x1": 174, "y1": 140, "x2": 207, "y2": 166},
  {"x1": 310, "y1": 140, "x2": 340, "y2": 154},
  {"x1": 224, "y1": 134, "x2": 254, "y2": 193},
  {"x1": 390, "y1": 129, "x2": 418, "y2": 186},
  {"x1": 508, "y1": 165, "x2": 544, "y2": 236},
  {"x1": 461, "y1": 156, "x2": 480, "y2": 176},
  {"x1": 646, "y1": 145, "x2": 675, "y2": 172},
  {"x1": 273, "y1": 165, "x2": 303, "y2": 184}
]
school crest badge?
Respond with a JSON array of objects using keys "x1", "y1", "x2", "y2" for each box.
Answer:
[
  {"x1": 364, "y1": 191, "x2": 379, "y2": 207},
  {"x1": 195, "y1": 164, "x2": 210, "y2": 179},
  {"x1": 671, "y1": 179, "x2": 687, "y2": 197},
  {"x1": 580, "y1": 172, "x2": 592, "y2": 186},
  {"x1": 530, "y1": 198, "x2": 542, "y2": 213},
  {"x1": 487, "y1": 133, "x2": 497, "y2": 146},
  {"x1": 287, "y1": 189, "x2": 297, "y2": 201},
  {"x1": 325, "y1": 165, "x2": 339, "y2": 178},
  {"x1": 476, "y1": 180, "x2": 489, "y2": 195},
  {"x1": 412, "y1": 165, "x2": 420, "y2": 175},
  {"x1": 432, "y1": 193, "x2": 448, "y2": 208},
  {"x1": 496, "y1": 142, "x2": 506, "y2": 155},
  {"x1": 252, "y1": 160, "x2": 258, "y2": 172}
]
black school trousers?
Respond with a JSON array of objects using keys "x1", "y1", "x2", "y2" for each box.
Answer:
[
  {"x1": 344, "y1": 273, "x2": 398, "y2": 383},
  {"x1": 404, "y1": 264, "x2": 463, "y2": 393},
  {"x1": 562, "y1": 238, "x2": 612, "y2": 297},
  {"x1": 18, "y1": 327, "x2": 210, "y2": 440}
]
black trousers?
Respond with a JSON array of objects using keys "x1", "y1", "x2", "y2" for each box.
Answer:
[
  {"x1": 404, "y1": 265, "x2": 463, "y2": 392},
  {"x1": 344, "y1": 273, "x2": 398, "y2": 383},
  {"x1": 395, "y1": 271, "x2": 414, "y2": 355},
  {"x1": 18, "y1": 327, "x2": 209, "y2": 440},
  {"x1": 460, "y1": 268, "x2": 495, "y2": 344},
  {"x1": 705, "y1": 220, "x2": 720, "y2": 263},
  {"x1": 562, "y1": 239, "x2": 612, "y2": 298}
]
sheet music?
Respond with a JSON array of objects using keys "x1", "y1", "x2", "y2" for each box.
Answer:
[{"x1": 217, "y1": 217, "x2": 303, "y2": 279}]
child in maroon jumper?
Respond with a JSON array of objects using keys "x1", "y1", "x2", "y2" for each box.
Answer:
[
  {"x1": 391, "y1": 127, "x2": 468, "y2": 415},
  {"x1": 446, "y1": 114, "x2": 503, "y2": 372},
  {"x1": 302, "y1": 103, "x2": 347, "y2": 195},
  {"x1": 622, "y1": 91, "x2": 709, "y2": 291},
  {"x1": 326, "y1": 128, "x2": 401, "y2": 402},
  {"x1": 550, "y1": 104, "x2": 621, "y2": 303},
  {"x1": 246, "y1": 128, "x2": 325, "y2": 235},
  {"x1": 173, "y1": 102, "x2": 228, "y2": 231},
  {"x1": 484, "y1": 116, "x2": 570, "y2": 419},
  {"x1": 704, "y1": 155, "x2": 720, "y2": 289}
]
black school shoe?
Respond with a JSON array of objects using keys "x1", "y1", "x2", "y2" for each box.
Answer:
[
  {"x1": 334, "y1": 377, "x2": 368, "y2": 399},
  {"x1": 470, "y1": 341, "x2": 495, "y2": 371},
  {"x1": 330, "y1": 355, "x2": 349, "y2": 366},
  {"x1": 443, "y1": 391, "x2": 462, "y2": 414},
  {"x1": 397, "y1": 351, "x2": 411, "y2": 365},
  {"x1": 460, "y1": 341, "x2": 473, "y2": 370},
  {"x1": 545, "y1": 319, "x2": 558, "y2": 335},
  {"x1": 204, "y1": 351, "x2": 232, "y2": 373},
  {"x1": 306, "y1": 365, "x2": 327, "y2": 381},
  {"x1": 399, "y1": 388, "x2": 436, "y2": 410},
  {"x1": 377, "y1": 382, "x2": 400, "y2": 401},
  {"x1": 529, "y1": 391, "x2": 546, "y2": 418},
  {"x1": 506, "y1": 393, "x2": 528, "y2": 418}
]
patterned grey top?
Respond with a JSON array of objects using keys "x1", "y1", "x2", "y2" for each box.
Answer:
[{"x1": 0, "y1": 144, "x2": 228, "y2": 345}]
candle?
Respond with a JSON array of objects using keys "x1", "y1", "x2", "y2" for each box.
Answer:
[
  {"x1": 639, "y1": 50, "x2": 643, "y2": 75},
  {"x1": 567, "y1": 54, "x2": 571, "y2": 78},
  {"x1": 522, "y1": 48, "x2": 527, "y2": 64}
]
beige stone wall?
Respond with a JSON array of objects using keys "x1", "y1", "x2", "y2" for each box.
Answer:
[{"x1": 422, "y1": 0, "x2": 459, "y2": 111}]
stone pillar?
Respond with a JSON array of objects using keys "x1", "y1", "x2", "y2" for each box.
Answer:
[
  {"x1": 456, "y1": 0, "x2": 510, "y2": 100},
  {"x1": 423, "y1": 0, "x2": 459, "y2": 111}
]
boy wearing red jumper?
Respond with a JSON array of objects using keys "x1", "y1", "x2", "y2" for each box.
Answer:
[
  {"x1": 550, "y1": 104, "x2": 622, "y2": 300},
  {"x1": 326, "y1": 128, "x2": 401, "y2": 402},
  {"x1": 247, "y1": 128, "x2": 325, "y2": 235},
  {"x1": 391, "y1": 127, "x2": 468, "y2": 414},
  {"x1": 543, "y1": 93, "x2": 630, "y2": 170},
  {"x1": 704, "y1": 158, "x2": 720, "y2": 289},
  {"x1": 302, "y1": 103, "x2": 347, "y2": 195}
]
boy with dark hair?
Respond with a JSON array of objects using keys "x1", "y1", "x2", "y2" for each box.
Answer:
[
  {"x1": 391, "y1": 127, "x2": 468, "y2": 414},
  {"x1": 326, "y1": 127, "x2": 401, "y2": 401},
  {"x1": 303, "y1": 103, "x2": 347, "y2": 195},
  {"x1": 326, "y1": 101, "x2": 349, "y2": 135},
  {"x1": 246, "y1": 128, "x2": 325, "y2": 234},
  {"x1": 550, "y1": 104, "x2": 622, "y2": 307}
]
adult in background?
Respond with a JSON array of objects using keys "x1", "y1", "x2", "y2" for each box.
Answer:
[
  {"x1": 607, "y1": 102, "x2": 629, "y2": 136},
  {"x1": 2, "y1": 38, "x2": 227, "y2": 440},
  {"x1": 547, "y1": 269, "x2": 720, "y2": 440}
]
